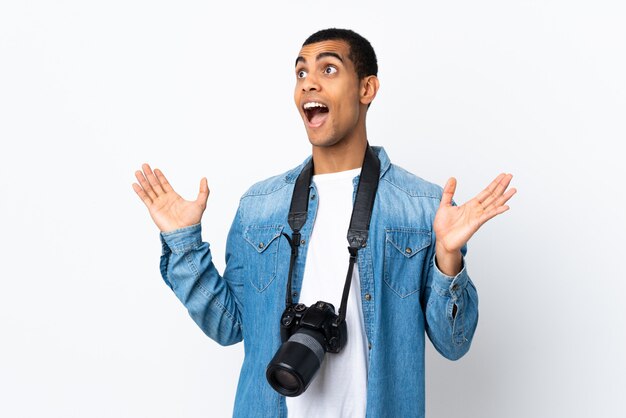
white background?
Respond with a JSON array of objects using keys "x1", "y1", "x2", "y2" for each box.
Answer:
[{"x1": 1, "y1": 1, "x2": 624, "y2": 417}]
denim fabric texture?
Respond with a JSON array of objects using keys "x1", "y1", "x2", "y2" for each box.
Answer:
[{"x1": 159, "y1": 146, "x2": 479, "y2": 418}]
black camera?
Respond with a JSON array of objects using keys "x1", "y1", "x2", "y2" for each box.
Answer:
[{"x1": 265, "y1": 301, "x2": 347, "y2": 397}]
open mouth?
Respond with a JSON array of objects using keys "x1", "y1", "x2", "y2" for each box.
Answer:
[{"x1": 303, "y1": 102, "x2": 329, "y2": 127}]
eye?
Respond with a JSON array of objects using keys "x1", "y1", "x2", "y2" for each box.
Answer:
[
  {"x1": 297, "y1": 69, "x2": 307, "y2": 78},
  {"x1": 324, "y1": 66, "x2": 337, "y2": 75}
]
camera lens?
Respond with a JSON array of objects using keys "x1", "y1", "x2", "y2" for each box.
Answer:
[
  {"x1": 266, "y1": 328, "x2": 326, "y2": 397},
  {"x1": 272, "y1": 369, "x2": 300, "y2": 392}
]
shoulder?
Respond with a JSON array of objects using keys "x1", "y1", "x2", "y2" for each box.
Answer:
[
  {"x1": 381, "y1": 163, "x2": 443, "y2": 201},
  {"x1": 239, "y1": 158, "x2": 307, "y2": 200},
  {"x1": 234, "y1": 160, "x2": 307, "y2": 225},
  {"x1": 373, "y1": 145, "x2": 443, "y2": 202},
  {"x1": 241, "y1": 173, "x2": 290, "y2": 198}
]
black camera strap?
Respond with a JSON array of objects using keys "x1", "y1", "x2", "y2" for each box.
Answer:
[{"x1": 283, "y1": 144, "x2": 380, "y2": 325}]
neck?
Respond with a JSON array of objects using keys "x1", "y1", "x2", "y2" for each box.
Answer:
[{"x1": 311, "y1": 136, "x2": 368, "y2": 175}]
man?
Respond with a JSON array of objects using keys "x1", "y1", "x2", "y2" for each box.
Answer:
[{"x1": 133, "y1": 28, "x2": 516, "y2": 418}]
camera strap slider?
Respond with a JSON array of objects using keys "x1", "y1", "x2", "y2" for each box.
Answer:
[
  {"x1": 283, "y1": 230, "x2": 302, "y2": 307},
  {"x1": 337, "y1": 245, "x2": 361, "y2": 324}
]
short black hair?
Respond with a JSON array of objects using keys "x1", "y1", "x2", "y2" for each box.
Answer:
[{"x1": 303, "y1": 28, "x2": 378, "y2": 80}]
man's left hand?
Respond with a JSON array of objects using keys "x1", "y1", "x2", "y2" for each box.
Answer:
[{"x1": 433, "y1": 173, "x2": 517, "y2": 275}]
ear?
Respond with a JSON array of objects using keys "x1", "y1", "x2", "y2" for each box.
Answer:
[{"x1": 360, "y1": 75, "x2": 380, "y2": 106}]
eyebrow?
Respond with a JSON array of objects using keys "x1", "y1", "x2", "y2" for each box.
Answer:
[{"x1": 295, "y1": 52, "x2": 344, "y2": 67}]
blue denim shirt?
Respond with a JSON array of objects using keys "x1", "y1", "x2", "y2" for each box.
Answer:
[{"x1": 159, "y1": 146, "x2": 479, "y2": 418}]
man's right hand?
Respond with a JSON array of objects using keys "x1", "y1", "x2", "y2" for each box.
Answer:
[{"x1": 132, "y1": 163, "x2": 209, "y2": 233}]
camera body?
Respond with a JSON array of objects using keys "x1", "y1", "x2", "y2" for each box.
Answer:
[
  {"x1": 280, "y1": 301, "x2": 347, "y2": 353},
  {"x1": 266, "y1": 301, "x2": 347, "y2": 396}
]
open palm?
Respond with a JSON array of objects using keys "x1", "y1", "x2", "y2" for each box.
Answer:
[
  {"x1": 132, "y1": 163, "x2": 209, "y2": 232},
  {"x1": 433, "y1": 173, "x2": 516, "y2": 253}
]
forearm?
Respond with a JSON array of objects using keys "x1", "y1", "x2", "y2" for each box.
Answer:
[
  {"x1": 160, "y1": 223, "x2": 243, "y2": 346},
  {"x1": 423, "y1": 253, "x2": 479, "y2": 360}
]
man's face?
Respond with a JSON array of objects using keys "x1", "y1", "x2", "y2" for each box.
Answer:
[{"x1": 294, "y1": 40, "x2": 363, "y2": 147}]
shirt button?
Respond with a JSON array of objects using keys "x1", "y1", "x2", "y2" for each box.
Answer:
[
  {"x1": 405, "y1": 247, "x2": 412, "y2": 254},
  {"x1": 300, "y1": 239, "x2": 306, "y2": 245},
  {"x1": 258, "y1": 242, "x2": 265, "y2": 249},
  {"x1": 310, "y1": 194, "x2": 316, "y2": 200},
  {"x1": 364, "y1": 293, "x2": 371, "y2": 301},
  {"x1": 292, "y1": 291, "x2": 298, "y2": 298},
  {"x1": 368, "y1": 342, "x2": 372, "y2": 350}
]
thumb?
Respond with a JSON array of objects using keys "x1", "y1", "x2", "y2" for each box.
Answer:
[
  {"x1": 440, "y1": 177, "x2": 456, "y2": 208},
  {"x1": 196, "y1": 177, "x2": 210, "y2": 206}
]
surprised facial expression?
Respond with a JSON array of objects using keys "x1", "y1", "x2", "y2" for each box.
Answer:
[{"x1": 294, "y1": 40, "x2": 364, "y2": 148}]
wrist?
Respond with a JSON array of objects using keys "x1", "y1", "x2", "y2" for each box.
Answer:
[
  {"x1": 160, "y1": 222, "x2": 201, "y2": 235},
  {"x1": 435, "y1": 244, "x2": 463, "y2": 277}
]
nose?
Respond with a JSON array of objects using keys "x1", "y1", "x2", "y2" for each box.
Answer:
[{"x1": 301, "y1": 72, "x2": 320, "y2": 92}]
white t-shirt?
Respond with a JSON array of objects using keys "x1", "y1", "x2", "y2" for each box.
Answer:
[{"x1": 286, "y1": 167, "x2": 369, "y2": 418}]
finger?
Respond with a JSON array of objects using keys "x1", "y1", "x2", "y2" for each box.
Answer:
[
  {"x1": 485, "y1": 187, "x2": 517, "y2": 211},
  {"x1": 142, "y1": 163, "x2": 165, "y2": 196},
  {"x1": 439, "y1": 177, "x2": 456, "y2": 208},
  {"x1": 474, "y1": 173, "x2": 506, "y2": 203},
  {"x1": 482, "y1": 173, "x2": 513, "y2": 207},
  {"x1": 135, "y1": 169, "x2": 157, "y2": 200},
  {"x1": 195, "y1": 177, "x2": 210, "y2": 207},
  {"x1": 479, "y1": 204, "x2": 510, "y2": 225},
  {"x1": 480, "y1": 173, "x2": 513, "y2": 208},
  {"x1": 154, "y1": 168, "x2": 173, "y2": 193},
  {"x1": 132, "y1": 182, "x2": 153, "y2": 207}
]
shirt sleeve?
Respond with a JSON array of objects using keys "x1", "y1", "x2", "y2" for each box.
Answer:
[
  {"x1": 422, "y1": 245, "x2": 479, "y2": 360},
  {"x1": 159, "y1": 206, "x2": 245, "y2": 346}
]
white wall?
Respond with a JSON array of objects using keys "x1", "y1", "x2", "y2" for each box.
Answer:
[{"x1": 1, "y1": 1, "x2": 624, "y2": 417}]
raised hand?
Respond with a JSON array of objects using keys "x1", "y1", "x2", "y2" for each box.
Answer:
[
  {"x1": 132, "y1": 163, "x2": 209, "y2": 232},
  {"x1": 433, "y1": 173, "x2": 517, "y2": 257}
]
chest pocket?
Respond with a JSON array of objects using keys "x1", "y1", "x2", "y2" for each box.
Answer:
[
  {"x1": 243, "y1": 225, "x2": 284, "y2": 292},
  {"x1": 384, "y1": 228, "x2": 432, "y2": 298}
]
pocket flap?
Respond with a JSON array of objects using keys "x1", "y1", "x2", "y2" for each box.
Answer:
[
  {"x1": 385, "y1": 229, "x2": 431, "y2": 258},
  {"x1": 244, "y1": 225, "x2": 284, "y2": 254}
]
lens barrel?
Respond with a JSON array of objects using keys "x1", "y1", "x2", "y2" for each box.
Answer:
[{"x1": 266, "y1": 328, "x2": 326, "y2": 397}]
